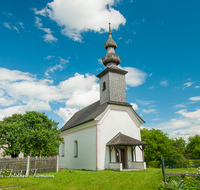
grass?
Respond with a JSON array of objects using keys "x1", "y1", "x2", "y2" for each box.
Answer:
[
  {"x1": 0, "y1": 168, "x2": 162, "y2": 190},
  {"x1": 165, "y1": 168, "x2": 199, "y2": 174}
]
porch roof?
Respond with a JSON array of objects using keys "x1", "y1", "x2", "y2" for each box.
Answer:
[{"x1": 106, "y1": 132, "x2": 147, "y2": 146}]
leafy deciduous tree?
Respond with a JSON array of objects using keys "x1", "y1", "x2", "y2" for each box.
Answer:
[
  {"x1": 186, "y1": 134, "x2": 200, "y2": 159},
  {"x1": 0, "y1": 111, "x2": 63, "y2": 158}
]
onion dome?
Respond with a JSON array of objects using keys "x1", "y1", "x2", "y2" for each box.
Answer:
[{"x1": 102, "y1": 23, "x2": 121, "y2": 67}]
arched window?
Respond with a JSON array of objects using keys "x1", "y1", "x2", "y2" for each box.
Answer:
[{"x1": 102, "y1": 82, "x2": 106, "y2": 91}]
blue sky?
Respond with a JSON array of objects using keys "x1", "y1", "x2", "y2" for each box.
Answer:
[{"x1": 0, "y1": 0, "x2": 200, "y2": 141}]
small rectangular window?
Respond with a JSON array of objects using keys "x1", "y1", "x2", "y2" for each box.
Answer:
[
  {"x1": 74, "y1": 140, "x2": 78, "y2": 158},
  {"x1": 61, "y1": 142, "x2": 65, "y2": 157}
]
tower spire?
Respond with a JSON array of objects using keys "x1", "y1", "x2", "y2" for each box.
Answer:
[{"x1": 102, "y1": 23, "x2": 121, "y2": 67}]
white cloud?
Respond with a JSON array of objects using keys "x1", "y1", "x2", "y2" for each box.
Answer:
[
  {"x1": 189, "y1": 96, "x2": 200, "y2": 101},
  {"x1": 3, "y1": 22, "x2": 11, "y2": 29},
  {"x1": 18, "y1": 22, "x2": 25, "y2": 30},
  {"x1": 141, "y1": 109, "x2": 157, "y2": 114},
  {"x1": 176, "y1": 108, "x2": 200, "y2": 122},
  {"x1": 125, "y1": 39, "x2": 132, "y2": 44},
  {"x1": 54, "y1": 108, "x2": 79, "y2": 123},
  {"x1": 35, "y1": 17, "x2": 58, "y2": 43},
  {"x1": 160, "y1": 80, "x2": 168, "y2": 86},
  {"x1": 33, "y1": 0, "x2": 126, "y2": 41},
  {"x1": 65, "y1": 85, "x2": 99, "y2": 108},
  {"x1": 195, "y1": 86, "x2": 200, "y2": 88},
  {"x1": 136, "y1": 100, "x2": 156, "y2": 105},
  {"x1": 183, "y1": 82, "x2": 194, "y2": 90},
  {"x1": 0, "y1": 67, "x2": 99, "y2": 120},
  {"x1": 45, "y1": 57, "x2": 69, "y2": 77},
  {"x1": 44, "y1": 55, "x2": 54, "y2": 60},
  {"x1": 130, "y1": 103, "x2": 138, "y2": 110},
  {"x1": 121, "y1": 67, "x2": 147, "y2": 87},
  {"x1": 3, "y1": 22, "x2": 20, "y2": 33},
  {"x1": 0, "y1": 101, "x2": 51, "y2": 120},
  {"x1": 149, "y1": 73, "x2": 152, "y2": 77},
  {"x1": 173, "y1": 104, "x2": 186, "y2": 108},
  {"x1": 150, "y1": 108, "x2": 200, "y2": 141},
  {"x1": 152, "y1": 118, "x2": 160, "y2": 121},
  {"x1": 148, "y1": 86, "x2": 154, "y2": 90}
]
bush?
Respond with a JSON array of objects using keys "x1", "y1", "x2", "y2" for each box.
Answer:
[{"x1": 147, "y1": 161, "x2": 161, "y2": 168}]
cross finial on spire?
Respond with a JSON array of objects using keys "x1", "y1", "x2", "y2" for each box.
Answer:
[{"x1": 108, "y1": 22, "x2": 112, "y2": 35}]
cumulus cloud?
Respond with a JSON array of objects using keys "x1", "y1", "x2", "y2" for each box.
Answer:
[
  {"x1": 35, "y1": 17, "x2": 58, "y2": 43},
  {"x1": 121, "y1": 67, "x2": 147, "y2": 87},
  {"x1": 0, "y1": 101, "x2": 51, "y2": 120},
  {"x1": 54, "y1": 108, "x2": 79, "y2": 123},
  {"x1": 176, "y1": 108, "x2": 200, "y2": 122},
  {"x1": 149, "y1": 108, "x2": 200, "y2": 141},
  {"x1": 189, "y1": 96, "x2": 200, "y2": 101},
  {"x1": 0, "y1": 67, "x2": 99, "y2": 120},
  {"x1": 33, "y1": 0, "x2": 126, "y2": 41},
  {"x1": 130, "y1": 103, "x2": 139, "y2": 110}
]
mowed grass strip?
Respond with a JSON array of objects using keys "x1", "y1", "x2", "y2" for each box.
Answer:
[{"x1": 0, "y1": 168, "x2": 162, "y2": 190}]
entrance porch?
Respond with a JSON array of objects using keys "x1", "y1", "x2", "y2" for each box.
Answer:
[{"x1": 106, "y1": 132, "x2": 147, "y2": 171}]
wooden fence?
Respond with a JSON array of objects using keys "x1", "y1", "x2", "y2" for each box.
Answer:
[{"x1": 0, "y1": 156, "x2": 59, "y2": 176}]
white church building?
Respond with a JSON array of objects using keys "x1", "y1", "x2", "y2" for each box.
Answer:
[{"x1": 59, "y1": 24, "x2": 147, "y2": 171}]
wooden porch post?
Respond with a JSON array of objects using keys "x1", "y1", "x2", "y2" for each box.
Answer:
[
  {"x1": 109, "y1": 146, "x2": 113, "y2": 162},
  {"x1": 115, "y1": 146, "x2": 121, "y2": 162},
  {"x1": 138, "y1": 146, "x2": 144, "y2": 162}
]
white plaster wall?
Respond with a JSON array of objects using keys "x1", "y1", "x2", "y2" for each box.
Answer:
[
  {"x1": 109, "y1": 163, "x2": 122, "y2": 171},
  {"x1": 59, "y1": 126, "x2": 97, "y2": 170},
  {"x1": 98, "y1": 105, "x2": 143, "y2": 170},
  {"x1": 129, "y1": 162, "x2": 146, "y2": 170}
]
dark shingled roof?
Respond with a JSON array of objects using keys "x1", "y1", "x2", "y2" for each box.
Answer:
[
  {"x1": 60, "y1": 100, "x2": 145, "y2": 132},
  {"x1": 106, "y1": 132, "x2": 147, "y2": 146}
]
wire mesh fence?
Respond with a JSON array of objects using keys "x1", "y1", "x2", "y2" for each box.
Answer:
[{"x1": 161, "y1": 155, "x2": 200, "y2": 184}]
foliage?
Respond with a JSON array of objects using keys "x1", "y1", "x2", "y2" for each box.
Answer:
[
  {"x1": 0, "y1": 111, "x2": 63, "y2": 158},
  {"x1": 186, "y1": 134, "x2": 200, "y2": 159},
  {"x1": 141, "y1": 129, "x2": 187, "y2": 162},
  {"x1": 141, "y1": 129, "x2": 172, "y2": 161},
  {"x1": 159, "y1": 175, "x2": 200, "y2": 190},
  {"x1": 170, "y1": 138, "x2": 185, "y2": 162},
  {"x1": 147, "y1": 161, "x2": 161, "y2": 168}
]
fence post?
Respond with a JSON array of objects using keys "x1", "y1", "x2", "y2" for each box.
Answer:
[
  {"x1": 26, "y1": 156, "x2": 30, "y2": 176},
  {"x1": 56, "y1": 155, "x2": 59, "y2": 172},
  {"x1": 161, "y1": 155, "x2": 166, "y2": 184}
]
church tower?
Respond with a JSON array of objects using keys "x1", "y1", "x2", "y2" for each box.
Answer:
[{"x1": 97, "y1": 23, "x2": 128, "y2": 105}]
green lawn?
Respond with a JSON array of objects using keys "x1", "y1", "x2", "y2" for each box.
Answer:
[{"x1": 0, "y1": 168, "x2": 162, "y2": 190}]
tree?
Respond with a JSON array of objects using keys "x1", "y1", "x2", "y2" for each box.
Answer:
[
  {"x1": 0, "y1": 111, "x2": 63, "y2": 158},
  {"x1": 170, "y1": 137, "x2": 185, "y2": 163},
  {"x1": 141, "y1": 128, "x2": 186, "y2": 162},
  {"x1": 186, "y1": 134, "x2": 200, "y2": 159},
  {"x1": 141, "y1": 128, "x2": 172, "y2": 161}
]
